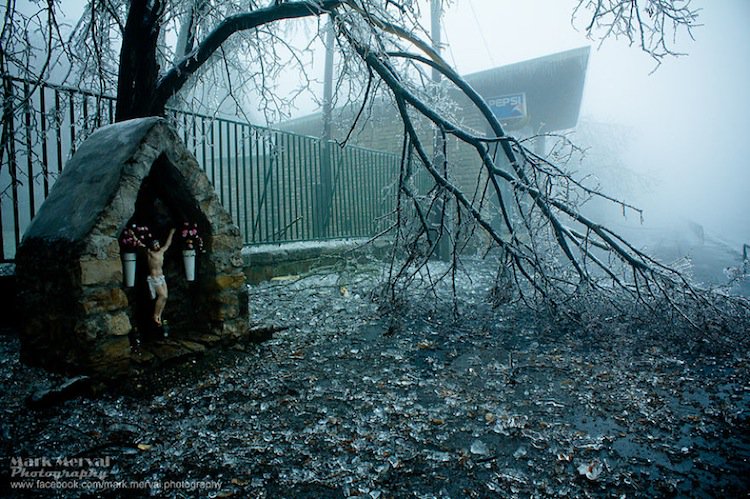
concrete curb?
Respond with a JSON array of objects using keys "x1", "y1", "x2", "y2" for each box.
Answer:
[{"x1": 242, "y1": 238, "x2": 390, "y2": 284}]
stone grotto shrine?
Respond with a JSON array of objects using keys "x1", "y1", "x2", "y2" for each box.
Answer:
[{"x1": 16, "y1": 117, "x2": 248, "y2": 378}]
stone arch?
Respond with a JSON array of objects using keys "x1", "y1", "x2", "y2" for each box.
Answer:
[{"x1": 16, "y1": 118, "x2": 247, "y2": 378}]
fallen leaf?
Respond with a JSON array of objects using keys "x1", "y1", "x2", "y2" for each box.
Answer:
[
  {"x1": 470, "y1": 439, "x2": 490, "y2": 455},
  {"x1": 271, "y1": 275, "x2": 300, "y2": 282},
  {"x1": 577, "y1": 461, "x2": 603, "y2": 481}
]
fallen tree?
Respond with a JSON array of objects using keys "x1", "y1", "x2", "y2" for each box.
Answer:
[{"x1": 2, "y1": 0, "x2": 746, "y2": 332}]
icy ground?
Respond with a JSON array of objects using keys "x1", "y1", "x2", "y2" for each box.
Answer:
[{"x1": 1, "y1": 264, "x2": 750, "y2": 497}]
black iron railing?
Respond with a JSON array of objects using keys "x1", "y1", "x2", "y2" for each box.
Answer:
[{"x1": 1, "y1": 76, "x2": 401, "y2": 261}]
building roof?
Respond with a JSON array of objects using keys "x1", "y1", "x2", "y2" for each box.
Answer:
[
  {"x1": 462, "y1": 46, "x2": 590, "y2": 132},
  {"x1": 279, "y1": 46, "x2": 590, "y2": 137}
]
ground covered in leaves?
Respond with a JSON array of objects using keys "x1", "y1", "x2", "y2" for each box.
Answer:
[{"x1": 1, "y1": 263, "x2": 750, "y2": 497}]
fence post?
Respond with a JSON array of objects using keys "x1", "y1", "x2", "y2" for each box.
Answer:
[
  {"x1": 1, "y1": 76, "x2": 401, "y2": 260},
  {"x1": 318, "y1": 140, "x2": 334, "y2": 238}
]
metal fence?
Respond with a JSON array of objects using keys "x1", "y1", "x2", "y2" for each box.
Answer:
[{"x1": 1, "y1": 76, "x2": 401, "y2": 262}]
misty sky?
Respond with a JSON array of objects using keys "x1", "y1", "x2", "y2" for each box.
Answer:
[
  {"x1": 440, "y1": 0, "x2": 750, "y2": 246},
  {"x1": 48, "y1": 0, "x2": 750, "y2": 246}
]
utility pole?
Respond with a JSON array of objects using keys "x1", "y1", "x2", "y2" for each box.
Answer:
[
  {"x1": 319, "y1": 16, "x2": 335, "y2": 238},
  {"x1": 431, "y1": 0, "x2": 450, "y2": 260},
  {"x1": 431, "y1": 0, "x2": 442, "y2": 84},
  {"x1": 322, "y1": 16, "x2": 335, "y2": 145}
]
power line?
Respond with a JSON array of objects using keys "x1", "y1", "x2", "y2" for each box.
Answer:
[
  {"x1": 440, "y1": 19, "x2": 459, "y2": 70},
  {"x1": 467, "y1": 0, "x2": 496, "y2": 67}
]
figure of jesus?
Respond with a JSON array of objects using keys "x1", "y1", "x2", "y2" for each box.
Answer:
[{"x1": 147, "y1": 228, "x2": 175, "y2": 326}]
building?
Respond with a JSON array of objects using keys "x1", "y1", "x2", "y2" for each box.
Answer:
[{"x1": 278, "y1": 47, "x2": 590, "y2": 254}]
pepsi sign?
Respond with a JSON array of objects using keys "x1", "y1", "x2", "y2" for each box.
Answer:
[{"x1": 487, "y1": 93, "x2": 527, "y2": 121}]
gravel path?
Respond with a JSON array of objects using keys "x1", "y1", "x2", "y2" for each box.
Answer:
[{"x1": 2, "y1": 266, "x2": 749, "y2": 497}]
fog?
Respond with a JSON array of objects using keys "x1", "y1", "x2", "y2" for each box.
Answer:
[
  {"x1": 39, "y1": 0, "x2": 750, "y2": 251},
  {"x1": 272, "y1": 0, "x2": 749, "y2": 254},
  {"x1": 440, "y1": 0, "x2": 750, "y2": 249}
]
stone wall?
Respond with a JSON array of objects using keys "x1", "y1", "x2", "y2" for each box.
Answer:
[{"x1": 16, "y1": 118, "x2": 247, "y2": 379}]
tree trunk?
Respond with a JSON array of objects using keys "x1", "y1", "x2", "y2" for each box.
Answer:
[
  {"x1": 116, "y1": 1, "x2": 344, "y2": 122},
  {"x1": 115, "y1": 0, "x2": 164, "y2": 121}
]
